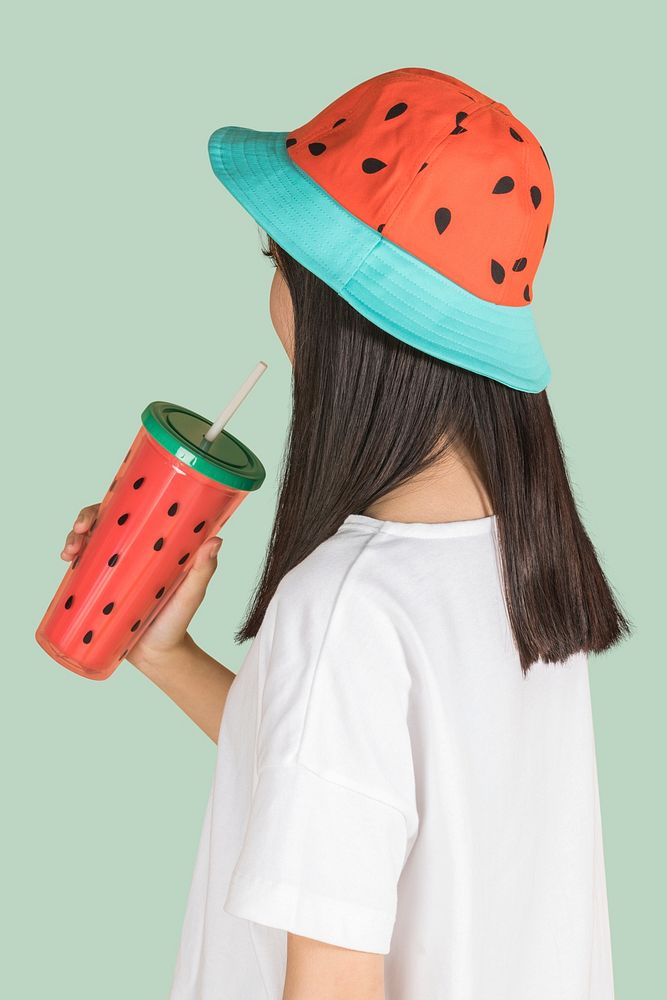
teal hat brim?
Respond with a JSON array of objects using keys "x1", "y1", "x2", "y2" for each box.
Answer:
[{"x1": 208, "y1": 126, "x2": 551, "y2": 393}]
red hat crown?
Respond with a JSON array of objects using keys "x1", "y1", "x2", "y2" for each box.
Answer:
[{"x1": 284, "y1": 67, "x2": 554, "y2": 307}]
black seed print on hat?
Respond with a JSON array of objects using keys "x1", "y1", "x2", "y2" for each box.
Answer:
[
  {"x1": 285, "y1": 138, "x2": 297, "y2": 148},
  {"x1": 133, "y1": 477, "x2": 144, "y2": 490},
  {"x1": 509, "y1": 127, "x2": 524, "y2": 142},
  {"x1": 65, "y1": 595, "x2": 74, "y2": 610},
  {"x1": 178, "y1": 553, "x2": 190, "y2": 565},
  {"x1": 118, "y1": 513, "x2": 129, "y2": 525},
  {"x1": 419, "y1": 162, "x2": 428, "y2": 172},
  {"x1": 434, "y1": 208, "x2": 452, "y2": 234},
  {"x1": 491, "y1": 259, "x2": 506, "y2": 284},
  {"x1": 540, "y1": 144, "x2": 550, "y2": 168},
  {"x1": 194, "y1": 520, "x2": 206, "y2": 533},
  {"x1": 377, "y1": 223, "x2": 385, "y2": 233},
  {"x1": 543, "y1": 224, "x2": 549, "y2": 248},
  {"x1": 530, "y1": 186, "x2": 542, "y2": 209},
  {"x1": 308, "y1": 142, "x2": 326, "y2": 156},
  {"x1": 103, "y1": 602, "x2": 114, "y2": 615},
  {"x1": 83, "y1": 630, "x2": 93, "y2": 644},
  {"x1": 332, "y1": 118, "x2": 346, "y2": 128},
  {"x1": 131, "y1": 620, "x2": 141, "y2": 632},
  {"x1": 168, "y1": 503, "x2": 178, "y2": 517},
  {"x1": 492, "y1": 176, "x2": 515, "y2": 194},
  {"x1": 155, "y1": 587, "x2": 165, "y2": 599},
  {"x1": 512, "y1": 257, "x2": 528, "y2": 272},
  {"x1": 524, "y1": 284, "x2": 532, "y2": 301},
  {"x1": 154, "y1": 537, "x2": 164, "y2": 551},
  {"x1": 450, "y1": 111, "x2": 468, "y2": 136},
  {"x1": 362, "y1": 158, "x2": 387, "y2": 174},
  {"x1": 108, "y1": 553, "x2": 119, "y2": 567},
  {"x1": 385, "y1": 102, "x2": 407, "y2": 120}
]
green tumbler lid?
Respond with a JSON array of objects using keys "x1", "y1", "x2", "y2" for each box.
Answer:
[{"x1": 141, "y1": 401, "x2": 266, "y2": 492}]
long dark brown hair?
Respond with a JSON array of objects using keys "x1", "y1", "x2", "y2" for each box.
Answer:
[{"x1": 234, "y1": 230, "x2": 632, "y2": 674}]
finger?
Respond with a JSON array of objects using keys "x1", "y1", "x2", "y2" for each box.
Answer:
[
  {"x1": 192, "y1": 535, "x2": 223, "y2": 569},
  {"x1": 61, "y1": 530, "x2": 83, "y2": 559},
  {"x1": 73, "y1": 504, "x2": 100, "y2": 533},
  {"x1": 62, "y1": 504, "x2": 99, "y2": 558},
  {"x1": 167, "y1": 537, "x2": 223, "y2": 620}
]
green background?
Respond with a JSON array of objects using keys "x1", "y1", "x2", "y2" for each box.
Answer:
[{"x1": 3, "y1": 2, "x2": 662, "y2": 996}]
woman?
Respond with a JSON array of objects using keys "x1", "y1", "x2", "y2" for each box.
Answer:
[{"x1": 62, "y1": 68, "x2": 629, "y2": 999}]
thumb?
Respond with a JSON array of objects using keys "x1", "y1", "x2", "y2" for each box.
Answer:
[{"x1": 170, "y1": 536, "x2": 223, "y2": 618}]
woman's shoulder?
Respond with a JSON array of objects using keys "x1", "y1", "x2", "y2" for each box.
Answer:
[
  {"x1": 273, "y1": 523, "x2": 395, "y2": 625},
  {"x1": 259, "y1": 528, "x2": 414, "y2": 740},
  {"x1": 261, "y1": 528, "x2": 415, "y2": 696}
]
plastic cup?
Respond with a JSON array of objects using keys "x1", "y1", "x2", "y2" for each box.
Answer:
[{"x1": 35, "y1": 401, "x2": 266, "y2": 681}]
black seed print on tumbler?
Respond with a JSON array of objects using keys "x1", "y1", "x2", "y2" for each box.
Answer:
[
  {"x1": 308, "y1": 142, "x2": 326, "y2": 156},
  {"x1": 118, "y1": 513, "x2": 129, "y2": 525},
  {"x1": 103, "y1": 602, "x2": 114, "y2": 615},
  {"x1": 133, "y1": 477, "x2": 144, "y2": 490},
  {"x1": 131, "y1": 620, "x2": 141, "y2": 632},
  {"x1": 435, "y1": 208, "x2": 452, "y2": 234},
  {"x1": 83, "y1": 631, "x2": 93, "y2": 644},
  {"x1": 154, "y1": 537, "x2": 164, "y2": 551},
  {"x1": 108, "y1": 553, "x2": 119, "y2": 567},
  {"x1": 419, "y1": 162, "x2": 428, "y2": 172},
  {"x1": 65, "y1": 595, "x2": 74, "y2": 610},
  {"x1": 377, "y1": 224, "x2": 385, "y2": 233},
  {"x1": 513, "y1": 257, "x2": 527, "y2": 272},
  {"x1": 178, "y1": 553, "x2": 190, "y2": 565},
  {"x1": 491, "y1": 259, "x2": 506, "y2": 284},
  {"x1": 362, "y1": 158, "x2": 387, "y2": 174},
  {"x1": 509, "y1": 127, "x2": 524, "y2": 142},
  {"x1": 524, "y1": 284, "x2": 531, "y2": 302},
  {"x1": 285, "y1": 138, "x2": 297, "y2": 148},
  {"x1": 168, "y1": 503, "x2": 178, "y2": 517},
  {"x1": 385, "y1": 102, "x2": 407, "y2": 120},
  {"x1": 543, "y1": 224, "x2": 549, "y2": 248},
  {"x1": 530, "y1": 186, "x2": 542, "y2": 209},
  {"x1": 492, "y1": 176, "x2": 514, "y2": 194},
  {"x1": 450, "y1": 111, "x2": 468, "y2": 135},
  {"x1": 155, "y1": 587, "x2": 165, "y2": 599},
  {"x1": 193, "y1": 521, "x2": 206, "y2": 533},
  {"x1": 332, "y1": 118, "x2": 346, "y2": 128}
]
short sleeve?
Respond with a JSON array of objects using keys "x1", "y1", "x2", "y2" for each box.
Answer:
[{"x1": 223, "y1": 557, "x2": 418, "y2": 954}]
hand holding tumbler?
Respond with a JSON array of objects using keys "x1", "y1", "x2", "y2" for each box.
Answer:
[{"x1": 36, "y1": 369, "x2": 267, "y2": 681}]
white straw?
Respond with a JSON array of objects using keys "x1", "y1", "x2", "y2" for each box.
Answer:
[{"x1": 204, "y1": 361, "x2": 268, "y2": 443}]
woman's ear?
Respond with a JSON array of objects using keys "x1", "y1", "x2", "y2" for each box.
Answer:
[{"x1": 269, "y1": 266, "x2": 295, "y2": 364}]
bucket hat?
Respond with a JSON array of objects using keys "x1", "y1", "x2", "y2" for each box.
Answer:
[{"x1": 208, "y1": 67, "x2": 554, "y2": 392}]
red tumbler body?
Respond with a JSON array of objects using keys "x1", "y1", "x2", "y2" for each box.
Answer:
[{"x1": 36, "y1": 424, "x2": 249, "y2": 680}]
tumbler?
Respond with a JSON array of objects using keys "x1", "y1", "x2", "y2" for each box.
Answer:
[{"x1": 35, "y1": 401, "x2": 266, "y2": 680}]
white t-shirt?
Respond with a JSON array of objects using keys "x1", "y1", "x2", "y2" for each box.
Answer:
[{"x1": 169, "y1": 512, "x2": 615, "y2": 999}]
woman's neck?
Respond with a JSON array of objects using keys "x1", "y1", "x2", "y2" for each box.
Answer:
[{"x1": 362, "y1": 446, "x2": 494, "y2": 524}]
